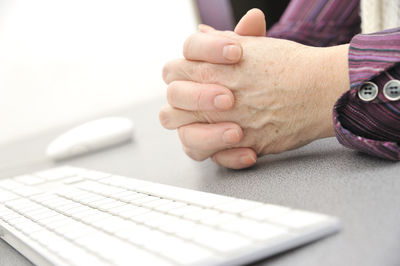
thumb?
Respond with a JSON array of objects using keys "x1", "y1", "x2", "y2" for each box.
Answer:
[{"x1": 234, "y1": 8, "x2": 266, "y2": 37}]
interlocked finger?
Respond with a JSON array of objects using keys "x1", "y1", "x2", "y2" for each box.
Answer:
[
  {"x1": 212, "y1": 148, "x2": 257, "y2": 169},
  {"x1": 183, "y1": 32, "x2": 242, "y2": 64},
  {"x1": 159, "y1": 105, "x2": 206, "y2": 130},
  {"x1": 178, "y1": 122, "x2": 243, "y2": 161},
  {"x1": 167, "y1": 81, "x2": 234, "y2": 111},
  {"x1": 162, "y1": 58, "x2": 234, "y2": 86}
]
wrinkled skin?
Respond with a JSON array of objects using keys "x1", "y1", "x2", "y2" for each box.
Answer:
[{"x1": 160, "y1": 9, "x2": 350, "y2": 169}]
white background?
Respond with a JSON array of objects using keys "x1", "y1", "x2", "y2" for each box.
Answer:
[{"x1": 0, "y1": 0, "x2": 198, "y2": 145}]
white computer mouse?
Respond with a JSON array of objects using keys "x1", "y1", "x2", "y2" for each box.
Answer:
[{"x1": 46, "y1": 117, "x2": 134, "y2": 161}]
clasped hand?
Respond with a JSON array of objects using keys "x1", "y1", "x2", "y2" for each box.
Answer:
[{"x1": 159, "y1": 9, "x2": 349, "y2": 169}]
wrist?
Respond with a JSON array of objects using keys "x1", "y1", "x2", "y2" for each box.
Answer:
[{"x1": 305, "y1": 44, "x2": 350, "y2": 139}]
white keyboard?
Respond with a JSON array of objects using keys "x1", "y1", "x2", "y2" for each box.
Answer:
[{"x1": 0, "y1": 166, "x2": 340, "y2": 266}]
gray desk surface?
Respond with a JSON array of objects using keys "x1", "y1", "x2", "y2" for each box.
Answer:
[{"x1": 1, "y1": 97, "x2": 399, "y2": 266}]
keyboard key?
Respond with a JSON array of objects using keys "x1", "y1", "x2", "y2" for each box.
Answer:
[
  {"x1": 44, "y1": 217, "x2": 78, "y2": 230},
  {"x1": 61, "y1": 223, "x2": 100, "y2": 240},
  {"x1": 111, "y1": 244, "x2": 173, "y2": 266},
  {"x1": 161, "y1": 240, "x2": 217, "y2": 265},
  {"x1": 129, "y1": 210, "x2": 165, "y2": 224},
  {"x1": 56, "y1": 244, "x2": 110, "y2": 266},
  {"x1": 115, "y1": 191, "x2": 148, "y2": 203},
  {"x1": 143, "y1": 213, "x2": 178, "y2": 228},
  {"x1": 176, "y1": 224, "x2": 214, "y2": 241},
  {"x1": 144, "y1": 232, "x2": 216, "y2": 265},
  {"x1": 130, "y1": 195, "x2": 160, "y2": 205},
  {"x1": 30, "y1": 230, "x2": 64, "y2": 246},
  {"x1": 0, "y1": 179, "x2": 23, "y2": 190},
  {"x1": 92, "y1": 216, "x2": 128, "y2": 233},
  {"x1": 214, "y1": 199, "x2": 263, "y2": 214},
  {"x1": 159, "y1": 218, "x2": 197, "y2": 236},
  {"x1": 28, "y1": 209, "x2": 60, "y2": 222},
  {"x1": 141, "y1": 198, "x2": 173, "y2": 209},
  {"x1": 79, "y1": 170, "x2": 111, "y2": 180},
  {"x1": 6, "y1": 198, "x2": 37, "y2": 211},
  {"x1": 0, "y1": 206, "x2": 21, "y2": 220},
  {"x1": 85, "y1": 198, "x2": 115, "y2": 209},
  {"x1": 13, "y1": 175, "x2": 45, "y2": 186},
  {"x1": 221, "y1": 218, "x2": 288, "y2": 241},
  {"x1": 99, "y1": 176, "x2": 152, "y2": 191},
  {"x1": 100, "y1": 200, "x2": 127, "y2": 211},
  {"x1": 30, "y1": 193, "x2": 59, "y2": 204},
  {"x1": 183, "y1": 208, "x2": 219, "y2": 222},
  {"x1": 75, "y1": 194, "x2": 105, "y2": 205},
  {"x1": 193, "y1": 227, "x2": 252, "y2": 253},
  {"x1": 60, "y1": 204, "x2": 92, "y2": 216},
  {"x1": 200, "y1": 213, "x2": 237, "y2": 226},
  {"x1": 139, "y1": 184, "x2": 234, "y2": 208},
  {"x1": 37, "y1": 215, "x2": 72, "y2": 229},
  {"x1": 13, "y1": 219, "x2": 46, "y2": 234},
  {"x1": 80, "y1": 211, "x2": 111, "y2": 224},
  {"x1": 141, "y1": 229, "x2": 172, "y2": 252},
  {"x1": 63, "y1": 176, "x2": 85, "y2": 184},
  {"x1": 242, "y1": 204, "x2": 290, "y2": 221},
  {"x1": 115, "y1": 206, "x2": 151, "y2": 219},
  {"x1": 34, "y1": 166, "x2": 79, "y2": 180},
  {"x1": 0, "y1": 190, "x2": 19, "y2": 203},
  {"x1": 69, "y1": 208, "x2": 99, "y2": 220},
  {"x1": 56, "y1": 203, "x2": 84, "y2": 214},
  {"x1": 119, "y1": 224, "x2": 153, "y2": 245},
  {"x1": 56, "y1": 188, "x2": 89, "y2": 200},
  {"x1": 153, "y1": 201, "x2": 187, "y2": 213},
  {"x1": 75, "y1": 233, "x2": 120, "y2": 260},
  {"x1": 167, "y1": 205, "x2": 202, "y2": 217},
  {"x1": 13, "y1": 186, "x2": 43, "y2": 197}
]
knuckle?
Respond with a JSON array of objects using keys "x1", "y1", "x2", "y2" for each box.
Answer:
[
  {"x1": 222, "y1": 30, "x2": 238, "y2": 39},
  {"x1": 192, "y1": 111, "x2": 208, "y2": 124},
  {"x1": 259, "y1": 143, "x2": 281, "y2": 155},
  {"x1": 178, "y1": 126, "x2": 206, "y2": 151},
  {"x1": 211, "y1": 153, "x2": 224, "y2": 166},
  {"x1": 162, "y1": 63, "x2": 171, "y2": 84},
  {"x1": 178, "y1": 127, "x2": 190, "y2": 148},
  {"x1": 182, "y1": 34, "x2": 194, "y2": 59},
  {"x1": 197, "y1": 63, "x2": 214, "y2": 83},
  {"x1": 196, "y1": 88, "x2": 205, "y2": 110},
  {"x1": 163, "y1": 59, "x2": 192, "y2": 84},
  {"x1": 166, "y1": 81, "x2": 179, "y2": 106},
  {"x1": 162, "y1": 60, "x2": 178, "y2": 84},
  {"x1": 158, "y1": 106, "x2": 174, "y2": 129}
]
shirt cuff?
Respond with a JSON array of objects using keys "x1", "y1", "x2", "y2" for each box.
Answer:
[{"x1": 333, "y1": 28, "x2": 400, "y2": 160}]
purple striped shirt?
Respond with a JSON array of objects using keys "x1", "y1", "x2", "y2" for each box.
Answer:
[{"x1": 267, "y1": 0, "x2": 400, "y2": 160}]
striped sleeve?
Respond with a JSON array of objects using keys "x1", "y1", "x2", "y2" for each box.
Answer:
[
  {"x1": 267, "y1": 0, "x2": 361, "y2": 47},
  {"x1": 333, "y1": 28, "x2": 400, "y2": 160}
]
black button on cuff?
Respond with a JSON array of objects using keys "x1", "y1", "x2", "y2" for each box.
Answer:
[
  {"x1": 358, "y1": 82, "x2": 378, "y2": 102},
  {"x1": 383, "y1": 80, "x2": 400, "y2": 101}
]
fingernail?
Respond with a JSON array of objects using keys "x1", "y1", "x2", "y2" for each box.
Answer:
[
  {"x1": 222, "y1": 45, "x2": 241, "y2": 61},
  {"x1": 240, "y1": 154, "x2": 257, "y2": 165},
  {"x1": 214, "y1": 95, "x2": 233, "y2": 110},
  {"x1": 222, "y1": 128, "x2": 240, "y2": 144}
]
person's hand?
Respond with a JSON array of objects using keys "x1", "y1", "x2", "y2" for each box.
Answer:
[
  {"x1": 160, "y1": 9, "x2": 350, "y2": 169},
  {"x1": 160, "y1": 9, "x2": 267, "y2": 169}
]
